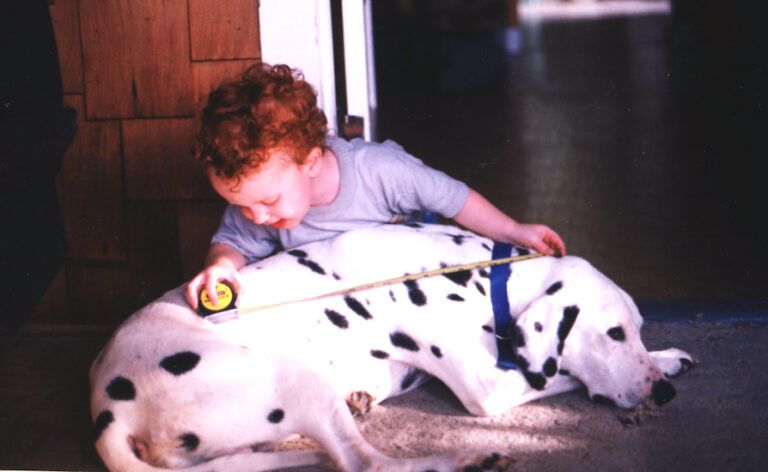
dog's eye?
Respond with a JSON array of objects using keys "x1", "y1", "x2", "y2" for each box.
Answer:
[{"x1": 607, "y1": 326, "x2": 626, "y2": 341}]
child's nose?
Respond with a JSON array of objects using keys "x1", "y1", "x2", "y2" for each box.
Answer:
[{"x1": 244, "y1": 205, "x2": 270, "y2": 224}]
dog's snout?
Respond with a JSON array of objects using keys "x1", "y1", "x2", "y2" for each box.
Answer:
[{"x1": 651, "y1": 379, "x2": 676, "y2": 406}]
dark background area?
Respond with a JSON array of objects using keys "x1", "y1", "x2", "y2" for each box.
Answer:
[{"x1": 371, "y1": 0, "x2": 767, "y2": 315}]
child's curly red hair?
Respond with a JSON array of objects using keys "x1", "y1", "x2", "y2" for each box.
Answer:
[{"x1": 197, "y1": 63, "x2": 328, "y2": 181}]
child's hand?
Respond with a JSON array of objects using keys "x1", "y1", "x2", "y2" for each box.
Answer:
[
  {"x1": 453, "y1": 190, "x2": 566, "y2": 257},
  {"x1": 185, "y1": 265, "x2": 243, "y2": 310},
  {"x1": 186, "y1": 243, "x2": 246, "y2": 309},
  {"x1": 511, "y1": 223, "x2": 566, "y2": 257}
]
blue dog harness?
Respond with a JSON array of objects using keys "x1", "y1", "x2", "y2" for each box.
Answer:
[{"x1": 491, "y1": 242, "x2": 518, "y2": 370}]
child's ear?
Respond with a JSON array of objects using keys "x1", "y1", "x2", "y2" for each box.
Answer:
[{"x1": 301, "y1": 147, "x2": 324, "y2": 176}]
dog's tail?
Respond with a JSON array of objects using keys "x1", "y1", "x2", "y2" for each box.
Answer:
[{"x1": 94, "y1": 411, "x2": 324, "y2": 472}]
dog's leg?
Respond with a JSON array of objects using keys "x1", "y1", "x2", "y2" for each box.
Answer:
[
  {"x1": 286, "y1": 369, "x2": 511, "y2": 471},
  {"x1": 95, "y1": 413, "x2": 326, "y2": 472},
  {"x1": 649, "y1": 347, "x2": 697, "y2": 377},
  {"x1": 393, "y1": 296, "x2": 582, "y2": 416},
  {"x1": 426, "y1": 356, "x2": 584, "y2": 416}
]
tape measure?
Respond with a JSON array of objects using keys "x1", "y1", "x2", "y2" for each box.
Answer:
[
  {"x1": 198, "y1": 281, "x2": 237, "y2": 317},
  {"x1": 199, "y1": 251, "x2": 549, "y2": 324}
]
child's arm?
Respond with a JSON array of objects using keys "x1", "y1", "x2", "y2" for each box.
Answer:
[
  {"x1": 453, "y1": 189, "x2": 566, "y2": 256},
  {"x1": 185, "y1": 243, "x2": 246, "y2": 309}
]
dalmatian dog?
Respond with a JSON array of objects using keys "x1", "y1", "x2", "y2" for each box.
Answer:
[{"x1": 90, "y1": 223, "x2": 695, "y2": 472}]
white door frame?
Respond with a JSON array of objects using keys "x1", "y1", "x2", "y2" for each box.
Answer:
[{"x1": 259, "y1": 0, "x2": 377, "y2": 140}]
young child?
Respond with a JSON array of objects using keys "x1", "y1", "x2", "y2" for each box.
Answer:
[{"x1": 185, "y1": 63, "x2": 566, "y2": 308}]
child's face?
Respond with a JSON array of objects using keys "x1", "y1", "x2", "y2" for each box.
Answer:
[{"x1": 208, "y1": 152, "x2": 316, "y2": 230}]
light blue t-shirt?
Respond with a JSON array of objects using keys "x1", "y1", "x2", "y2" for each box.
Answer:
[{"x1": 211, "y1": 136, "x2": 470, "y2": 263}]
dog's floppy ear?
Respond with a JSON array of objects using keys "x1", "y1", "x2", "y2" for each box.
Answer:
[{"x1": 509, "y1": 298, "x2": 579, "y2": 390}]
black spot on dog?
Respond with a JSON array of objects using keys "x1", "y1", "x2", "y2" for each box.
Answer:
[
  {"x1": 400, "y1": 369, "x2": 422, "y2": 390},
  {"x1": 287, "y1": 249, "x2": 307, "y2": 258},
  {"x1": 404, "y1": 222, "x2": 423, "y2": 229},
  {"x1": 389, "y1": 290, "x2": 397, "y2": 302},
  {"x1": 93, "y1": 410, "x2": 113, "y2": 440},
  {"x1": 607, "y1": 326, "x2": 626, "y2": 341},
  {"x1": 447, "y1": 293, "x2": 465, "y2": 302},
  {"x1": 268, "y1": 409, "x2": 285, "y2": 423},
  {"x1": 478, "y1": 268, "x2": 490, "y2": 278},
  {"x1": 430, "y1": 345, "x2": 443, "y2": 358},
  {"x1": 482, "y1": 243, "x2": 492, "y2": 252},
  {"x1": 511, "y1": 323, "x2": 526, "y2": 349},
  {"x1": 160, "y1": 351, "x2": 201, "y2": 376},
  {"x1": 325, "y1": 309, "x2": 349, "y2": 329},
  {"x1": 482, "y1": 325, "x2": 494, "y2": 333},
  {"x1": 534, "y1": 322, "x2": 543, "y2": 332},
  {"x1": 370, "y1": 349, "x2": 390, "y2": 359},
  {"x1": 559, "y1": 368, "x2": 571, "y2": 376},
  {"x1": 106, "y1": 376, "x2": 136, "y2": 401},
  {"x1": 591, "y1": 394, "x2": 615, "y2": 406},
  {"x1": 515, "y1": 355, "x2": 530, "y2": 371},
  {"x1": 333, "y1": 272, "x2": 341, "y2": 280},
  {"x1": 179, "y1": 433, "x2": 200, "y2": 452},
  {"x1": 546, "y1": 281, "x2": 563, "y2": 295},
  {"x1": 404, "y1": 280, "x2": 427, "y2": 306},
  {"x1": 557, "y1": 306, "x2": 580, "y2": 355},
  {"x1": 474, "y1": 281, "x2": 486, "y2": 296},
  {"x1": 543, "y1": 357, "x2": 558, "y2": 377},
  {"x1": 390, "y1": 331, "x2": 419, "y2": 351},
  {"x1": 345, "y1": 296, "x2": 372, "y2": 320},
  {"x1": 524, "y1": 371, "x2": 546, "y2": 391},
  {"x1": 449, "y1": 234, "x2": 467, "y2": 245},
  {"x1": 443, "y1": 269, "x2": 471, "y2": 287},
  {"x1": 297, "y1": 257, "x2": 326, "y2": 275}
]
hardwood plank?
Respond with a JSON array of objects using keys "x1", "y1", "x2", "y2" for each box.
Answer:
[
  {"x1": 66, "y1": 202, "x2": 182, "y2": 325},
  {"x1": 177, "y1": 200, "x2": 227, "y2": 281},
  {"x1": 189, "y1": 0, "x2": 261, "y2": 60},
  {"x1": 58, "y1": 95, "x2": 126, "y2": 262},
  {"x1": 122, "y1": 118, "x2": 214, "y2": 200},
  {"x1": 79, "y1": 0, "x2": 193, "y2": 118},
  {"x1": 49, "y1": 0, "x2": 84, "y2": 94}
]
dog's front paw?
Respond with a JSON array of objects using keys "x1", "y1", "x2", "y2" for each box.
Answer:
[
  {"x1": 346, "y1": 390, "x2": 376, "y2": 417},
  {"x1": 649, "y1": 348, "x2": 698, "y2": 378}
]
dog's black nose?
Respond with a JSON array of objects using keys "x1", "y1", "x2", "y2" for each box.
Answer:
[{"x1": 651, "y1": 379, "x2": 676, "y2": 406}]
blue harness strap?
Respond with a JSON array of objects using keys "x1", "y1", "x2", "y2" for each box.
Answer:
[{"x1": 491, "y1": 242, "x2": 518, "y2": 370}]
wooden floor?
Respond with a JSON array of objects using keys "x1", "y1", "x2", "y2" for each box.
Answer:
[
  {"x1": 2, "y1": 4, "x2": 767, "y2": 471},
  {"x1": 375, "y1": 4, "x2": 768, "y2": 303}
]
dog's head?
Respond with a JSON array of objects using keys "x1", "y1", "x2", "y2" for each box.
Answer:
[
  {"x1": 510, "y1": 258, "x2": 675, "y2": 409},
  {"x1": 558, "y1": 284, "x2": 675, "y2": 408}
]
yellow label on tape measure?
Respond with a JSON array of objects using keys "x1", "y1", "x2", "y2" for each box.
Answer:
[{"x1": 199, "y1": 282, "x2": 236, "y2": 313}]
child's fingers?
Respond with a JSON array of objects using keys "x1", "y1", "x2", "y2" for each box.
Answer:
[
  {"x1": 544, "y1": 231, "x2": 566, "y2": 256},
  {"x1": 185, "y1": 287, "x2": 197, "y2": 309},
  {"x1": 185, "y1": 275, "x2": 204, "y2": 309},
  {"x1": 205, "y1": 279, "x2": 219, "y2": 306}
]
